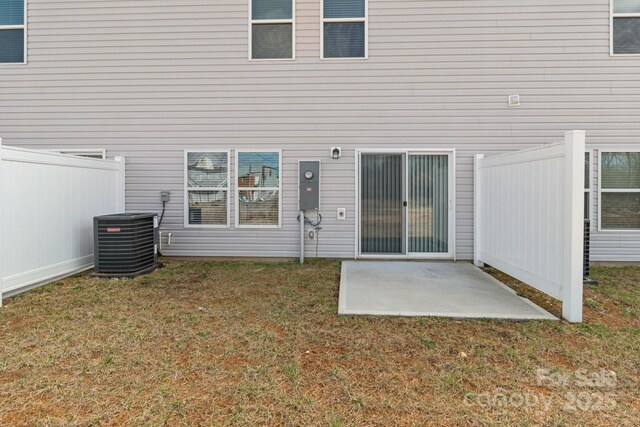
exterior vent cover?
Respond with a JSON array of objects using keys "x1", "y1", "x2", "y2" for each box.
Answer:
[{"x1": 94, "y1": 213, "x2": 159, "y2": 277}]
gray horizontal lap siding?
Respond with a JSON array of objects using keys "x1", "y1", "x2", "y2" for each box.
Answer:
[{"x1": 1, "y1": 0, "x2": 640, "y2": 260}]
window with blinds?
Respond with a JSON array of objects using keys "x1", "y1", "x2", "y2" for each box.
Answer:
[
  {"x1": 600, "y1": 151, "x2": 640, "y2": 230},
  {"x1": 322, "y1": 0, "x2": 367, "y2": 58},
  {"x1": 185, "y1": 151, "x2": 230, "y2": 227},
  {"x1": 612, "y1": 0, "x2": 640, "y2": 54},
  {"x1": 250, "y1": 0, "x2": 294, "y2": 60},
  {"x1": 236, "y1": 151, "x2": 281, "y2": 227},
  {"x1": 0, "y1": 0, "x2": 25, "y2": 63}
]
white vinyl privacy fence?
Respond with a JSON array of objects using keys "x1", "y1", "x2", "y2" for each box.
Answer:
[
  {"x1": 0, "y1": 140, "x2": 125, "y2": 306},
  {"x1": 474, "y1": 131, "x2": 586, "y2": 322}
]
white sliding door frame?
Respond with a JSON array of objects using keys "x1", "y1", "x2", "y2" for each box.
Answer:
[{"x1": 354, "y1": 148, "x2": 456, "y2": 260}]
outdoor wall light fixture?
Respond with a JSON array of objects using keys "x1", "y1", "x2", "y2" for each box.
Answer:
[{"x1": 331, "y1": 147, "x2": 342, "y2": 159}]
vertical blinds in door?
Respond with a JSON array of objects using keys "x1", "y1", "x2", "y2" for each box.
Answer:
[
  {"x1": 408, "y1": 155, "x2": 449, "y2": 253},
  {"x1": 360, "y1": 154, "x2": 404, "y2": 254}
]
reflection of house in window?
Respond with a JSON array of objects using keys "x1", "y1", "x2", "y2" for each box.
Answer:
[
  {"x1": 236, "y1": 151, "x2": 281, "y2": 227},
  {"x1": 188, "y1": 154, "x2": 228, "y2": 189},
  {"x1": 185, "y1": 151, "x2": 229, "y2": 227},
  {"x1": 239, "y1": 165, "x2": 279, "y2": 202},
  {"x1": 239, "y1": 166, "x2": 278, "y2": 187}
]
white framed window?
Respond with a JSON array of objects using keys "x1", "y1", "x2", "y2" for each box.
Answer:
[
  {"x1": 249, "y1": 0, "x2": 295, "y2": 60},
  {"x1": 585, "y1": 150, "x2": 592, "y2": 220},
  {"x1": 321, "y1": 0, "x2": 367, "y2": 59},
  {"x1": 611, "y1": 0, "x2": 640, "y2": 55},
  {"x1": 184, "y1": 151, "x2": 231, "y2": 228},
  {"x1": 235, "y1": 150, "x2": 282, "y2": 228},
  {"x1": 0, "y1": 0, "x2": 26, "y2": 64},
  {"x1": 598, "y1": 150, "x2": 640, "y2": 230}
]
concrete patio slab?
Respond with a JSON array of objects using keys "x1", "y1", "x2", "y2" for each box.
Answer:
[{"x1": 339, "y1": 261, "x2": 557, "y2": 320}]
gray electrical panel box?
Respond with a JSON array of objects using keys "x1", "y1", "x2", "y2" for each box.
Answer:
[{"x1": 299, "y1": 161, "x2": 320, "y2": 210}]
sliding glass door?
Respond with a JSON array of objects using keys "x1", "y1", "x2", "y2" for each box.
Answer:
[
  {"x1": 407, "y1": 154, "x2": 449, "y2": 254},
  {"x1": 360, "y1": 154, "x2": 405, "y2": 254},
  {"x1": 359, "y1": 151, "x2": 452, "y2": 257}
]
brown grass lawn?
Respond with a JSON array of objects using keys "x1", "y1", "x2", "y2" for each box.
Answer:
[{"x1": 0, "y1": 260, "x2": 638, "y2": 426}]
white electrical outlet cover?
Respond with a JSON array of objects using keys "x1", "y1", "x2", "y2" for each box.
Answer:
[{"x1": 337, "y1": 208, "x2": 346, "y2": 220}]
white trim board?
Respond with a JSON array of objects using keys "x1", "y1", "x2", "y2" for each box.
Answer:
[{"x1": 585, "y1": 149, "x2": 594, "y2": 223}]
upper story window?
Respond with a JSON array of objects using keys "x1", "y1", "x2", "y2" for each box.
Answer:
[
  {"x1": 322, "y1": 0, "x2": 367, "y2": 59},
  {"x1": 612, "y1": 0, "x2": 640, "y2": 54},
  {"x1": 0, "y1": 0, "x2": 25, "y2": 63},
  {"x1": 250, "y1": 0, "x2": 294, "y2": 60}
]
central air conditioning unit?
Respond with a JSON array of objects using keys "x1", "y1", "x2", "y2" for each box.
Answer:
[{"x1": 93, "y1": 213, "x2": 159, "y2": 277}]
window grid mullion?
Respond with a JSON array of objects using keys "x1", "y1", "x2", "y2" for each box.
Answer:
[
  {"x1": 323, "y1": 17, "x2": 366, "y2": 23},
  {"x1": 238, "y1": 187, "x2": 280, "y2": 191},
  {"x1": 252, "y1": 19, "x2": 293, "y2": 24}
]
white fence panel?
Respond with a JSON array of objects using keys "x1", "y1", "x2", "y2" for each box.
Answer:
[
  {"x1": 0, "y1": 140, "x2": 125, "y2": 305},
  {"x1": 474, "y1": 131, "x2": 585, "y2": 322}
]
